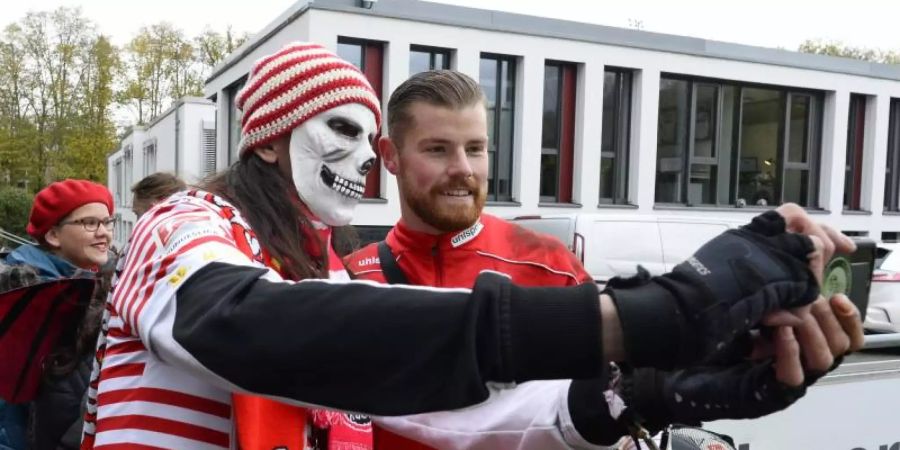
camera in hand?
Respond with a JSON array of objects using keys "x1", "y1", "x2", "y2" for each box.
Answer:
[{"x1": 822, "y1": 238, "x2": 875, "y2": 321}]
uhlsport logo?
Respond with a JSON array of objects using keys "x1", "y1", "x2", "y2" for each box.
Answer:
[
  {"x1": 451, "y1": 221, "x2": 484, "y2": 248},
  {"x1": 357, "y1": 256, "x2": 380, "y2": 267}
]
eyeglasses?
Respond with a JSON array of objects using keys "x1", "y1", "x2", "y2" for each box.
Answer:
[{"x1": 58, "y1": 217, "x2": 115, "y2": 232}]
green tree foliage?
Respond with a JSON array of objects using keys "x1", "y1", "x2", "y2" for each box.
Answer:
[
  {"x1": 195, "y1": 26, "x2": 249, "y2": 71},
  {"x1": 799, "y1": 39, "x2": 900, "y2": 64},
  {"x1": 0, "y1": 186, "x2": 32, "y2": 240},
  {"x1": 0, "y1": 7, "x2": 247, "y2": 193}
]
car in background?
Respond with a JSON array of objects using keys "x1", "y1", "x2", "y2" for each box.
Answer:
[
  {"x1": 508, "y1": 213, "x2": 746, "y2": 284},
  {"x1": 866, "y1": 243, "x2": 900, "y2": 333}
]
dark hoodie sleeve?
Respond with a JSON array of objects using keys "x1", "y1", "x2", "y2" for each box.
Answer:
[{"x1": 168, "y1": 263, "x2": 604, "y2": 415}]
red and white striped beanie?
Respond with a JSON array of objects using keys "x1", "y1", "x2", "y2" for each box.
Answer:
[{"x1": 236, "y1": 41, "x2": 382, "y2": 155}]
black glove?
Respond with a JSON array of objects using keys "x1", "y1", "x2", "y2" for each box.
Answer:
[
  {"x1": 620, "y1": 354, "x2": 839, "y2": 435},
  {"x1": 0, "y1": 263, "x2": 40, "y2": 292},
  {"x1": 567, "y1": 357, "x2": 838, "y2": 446},
  {"x1": 605, "y1": 211, "x2": 819, "y2": 369}
]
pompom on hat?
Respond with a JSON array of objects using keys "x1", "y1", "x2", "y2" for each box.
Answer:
[
  {"x1": 235, "y1": 41, "x2": 382, "y2": 155},
  {"x1": 26, "y1": 179, "x2": 114, "y2": 240}
]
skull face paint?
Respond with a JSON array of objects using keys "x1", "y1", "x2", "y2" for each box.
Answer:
[{"x1": 289, "y1": 103, "x2": 378, "y2": 226}]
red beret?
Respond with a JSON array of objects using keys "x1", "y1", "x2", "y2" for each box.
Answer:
[{"x1": 27, "y1": 179, "x2": 114, "y2": 240}]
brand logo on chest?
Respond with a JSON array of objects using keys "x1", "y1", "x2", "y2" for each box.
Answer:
[{"x1": 451, "y1": 221, "x2": 484, "y2": 248}]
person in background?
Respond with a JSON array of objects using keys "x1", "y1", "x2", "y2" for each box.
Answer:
[
  {"x1": 130, "y1": 172, "x2": 187, "y2": 218},
  {"x1": 0, "y1": 179, "x2": 114, "y2": 450}
]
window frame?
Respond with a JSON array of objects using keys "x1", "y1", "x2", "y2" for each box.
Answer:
[
  {"x1": 540, "y1": 61, "x2": 577, "y2": 204},
  {"x1": 409, "y1": 44, "x2": 452, "y2": 74},
  {"x1": 655, "y1": 73, "x2": 824, "y2": 208},
  {"x1": 480, "y1": 53, "x2": 518, "y2": 202},
  {"x1": 884, "y1": 99, "x2": 900, "y2": 211},
  {"x1": 599, "y1": 68, "x2": 633, "y2": 205}
]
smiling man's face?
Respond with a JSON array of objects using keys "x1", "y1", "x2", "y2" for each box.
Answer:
[{"x1": 385, "y1": 101, "x2": 489, "y2": 234}]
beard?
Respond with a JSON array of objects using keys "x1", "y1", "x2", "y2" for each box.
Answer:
[{"x1": 401, "y1": 173, "x2": 487, "y2": 233}]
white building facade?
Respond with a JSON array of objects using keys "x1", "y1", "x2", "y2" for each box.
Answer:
[
  {"x1": 107, "y1": 97, "x2": 216, "y2": 249},
  {"x1": 199, "y1": 0, "x2": 900, "y2": 240}
]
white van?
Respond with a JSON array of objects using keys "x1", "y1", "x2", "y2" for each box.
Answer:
[{"x1": 508, "y1": 213, "x2": 746, "y2": 283}]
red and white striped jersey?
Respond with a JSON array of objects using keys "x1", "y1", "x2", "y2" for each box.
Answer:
[{"x1": 82, "y1": 191, "x2": 276, "y2": 449}]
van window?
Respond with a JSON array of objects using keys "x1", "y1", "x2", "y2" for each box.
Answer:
[
  {"x1": 512, "y1": 217, "x2": 574, "y2": 249},
  {"x1": 659, "y1": 221, "x2": 730, "y2": 270},
  {"x1": 587, "y1": 220, "x2": 663, "y2": 281}
]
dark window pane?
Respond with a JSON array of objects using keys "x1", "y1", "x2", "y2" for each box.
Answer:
[
  {"x1": 337, "y1": 42, "x2": 363, "y2": 69},
  {"x1": 783, "y1": 169, "x2": 809, "y2": 206},
  {"x1": 410, "y1": 47, "x2": 451, "y2": 73},
  {"x1": 480, "y1": 55, "x2": 516, "y2": 201},
  {"x1": 738, "y1": 88, "x2": 782, "y2": 207},
  {"x1": 601, "y1": 72, "x2": 617, "y2": 155},
  {"x1": 480, "y1": 59, "x2": 497, "y2": 105},
  {"x1": 542, "y1": 65, "x2": 560, "y2": 150},
  {"x1": 601, "y1": 70, "x2": 632, "y2": 203},
  {"x1": 845, "y1": 94, "x2": 866, "y2": 210},
  {"x1": 540, "y1": 154, "x2": 559, "y2": 199},
  {"x1": 656, "y1": 78, "x2": 690, "y2": 203},
  {"x1": 600, "y1": 157, "x2": 614, "y2": 199},
  {"x1": 718, "y1": 85, "x2": 740, "y2": 205},
  {"x1": 689, "y1": 164, "x2": 717, "y2": 205},
  {"x1": 501, "y1": 60, "x2": 515, "y2": 111},
  {"x1": 409, "y1": 50, "x2": 431, "y2": 74},
  {"x1": 886, "y1": 100, "x2": 900, "y2": 210},
  {"x1": 788, "y1": 95, "x2": 810, "y2": 163},
  {"x1": 434, "y1": 52, "x2": 448, "y2": 70},
  {"x1": 693, "y1": 84, "x2": 717, "y2": 159}
]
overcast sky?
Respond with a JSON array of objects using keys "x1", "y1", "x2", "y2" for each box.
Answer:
[{"x1": 1, "y1": 0, "x2": 899, "y2": 53}]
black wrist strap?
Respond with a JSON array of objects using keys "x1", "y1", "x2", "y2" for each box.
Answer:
[{"x1": 377, "y1": 240, "x2": 410, "y2": 285}]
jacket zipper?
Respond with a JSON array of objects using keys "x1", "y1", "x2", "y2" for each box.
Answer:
[{"x1": 432, "y1": 245, "x2": 443, "y2": 286}]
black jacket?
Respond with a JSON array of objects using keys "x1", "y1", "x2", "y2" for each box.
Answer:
[{"x1": 29, "y1": 356, "x2": 92, "y2": 450}]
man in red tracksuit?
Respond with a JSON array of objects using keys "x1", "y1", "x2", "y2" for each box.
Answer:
[{"x1": 346, "y1": 70, "x2": 864, "y2": 450}]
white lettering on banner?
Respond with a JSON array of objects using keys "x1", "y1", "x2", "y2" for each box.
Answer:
[
  {"x1": 357, "y1": 256, "x2": 380, "y2": 267},
  {"x1": 451, "y1": 221, "x2": 484, "y2": 248}
]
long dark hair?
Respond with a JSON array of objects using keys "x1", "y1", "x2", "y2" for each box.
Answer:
[{"x1": 201, "y1": 153, "x2": 360, "y2": 280}]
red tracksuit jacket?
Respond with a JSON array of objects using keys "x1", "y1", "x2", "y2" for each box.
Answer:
[{"x1": 345, "y1": 213, "x2": 594, "y2": 449}]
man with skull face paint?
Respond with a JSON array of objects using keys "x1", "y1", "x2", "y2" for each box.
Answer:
[
  {"x1": 81, "y1": 43, "x2": 854, "y2": 450},
  {"x1": 346, "y1": 70, "x2": 864, "y2": 449}
]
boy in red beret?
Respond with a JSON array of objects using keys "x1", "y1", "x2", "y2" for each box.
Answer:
[
  {"x1": 6, "y1": 178, "x2": 115, "y2": 276},
  {"x1": 0, "y1": 178, "x2": 114, "y2": 450}
]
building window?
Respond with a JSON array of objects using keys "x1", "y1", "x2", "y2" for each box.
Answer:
[
  {"x1": 601, "y1": 69, "x2": 633, "y2": 204},
  {"x1": 227, "y1": 77, "x2": 247, "y2": 165},
  {"x1": 540, "y1": 62, "x2": 576, "y2": 203},
  {"x1": 845, "y1": 94, "x2": 867, "y2": 211},
  {"x1": 885, "y1": 99, "x2": 900, "y2": 211},
  {"x1": 338, "y1": 37, "x2": 384, "y2": 199},
  {"x1": 656, "y1": 76, "x2": 822, "y2": 208},
  {"x1": 143, "y1": 141, "x2": 157, "y2": 177},
  {"x1": 114, "y1": 159, "x2": 124, "y2": 206},
  {"x1": 410, "y1": 45, "x2": 451, "y2": 74},
  {"x1": 124, "y1": 146, "x2": 133, "y2": 207},
  {"x1": 480, "y1": 53, "x2": 517, "y2": 202}
]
